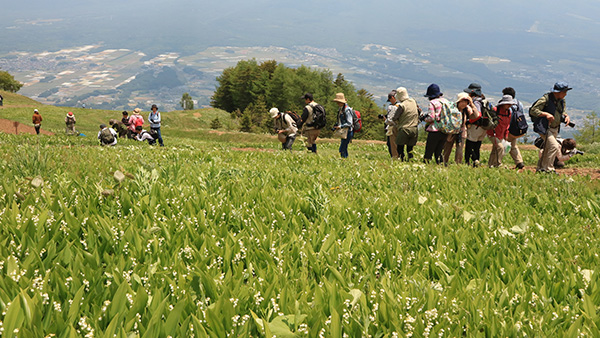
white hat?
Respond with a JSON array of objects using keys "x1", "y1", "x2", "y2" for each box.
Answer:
[
  {"x1": 395, "y1": 87, "x2": 409, "y2": 102},
  {"x1": 269, "y1": 107, "x2": 280, "y2": 118},
  {"x1": 34, "y1": 109, "x2": 38, "y2": 112}
]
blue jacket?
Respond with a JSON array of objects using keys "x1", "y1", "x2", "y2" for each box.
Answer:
[{"x1": 337, "y1": 105, "x2": 353, "y2": 130}]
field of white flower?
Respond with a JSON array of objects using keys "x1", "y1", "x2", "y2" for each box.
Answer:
[{"x1": 0, "y1": 132, "x2": 599, "y2": 337}]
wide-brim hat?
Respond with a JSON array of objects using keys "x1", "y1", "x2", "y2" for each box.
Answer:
[
  {"x1": 133, "y1": 108, "x2": 141, "y2": 114},
  {"x1": 151, "y1": 104, "x2": 158, "y2": 110},
  {"x1": 497, "y1": 94, "x2": 517, "y2": 106},
  {"x1": 333, "y1": 93, "x2": 347, "y2": 104},
  {"x1": 269, "y1": 107, "x2": 280, "y2": 119},
  {"x1": 464, "y1": 83, "x2": 482, "y2": 96},
  {"x1": 553, "y1": 82, "x2": 572, "y2": 93},
  {"x1": 456, "y1": 92, "x2": 471, "y2": 103},
  {"x1": 424, "y1": 84, "x2": 442, "y2": 99}
]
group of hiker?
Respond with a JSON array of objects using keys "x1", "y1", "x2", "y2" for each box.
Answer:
[
  {"x1": 29, "y1": 104, "x2": 164, "y2": 147},
  {"x1": 271, "y1": 82, "x2": 582, "y2": 172}
]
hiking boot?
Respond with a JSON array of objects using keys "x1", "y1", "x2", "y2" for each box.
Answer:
[{"x1": 515, "y1": 162, "x2": 525, "y2": 170}]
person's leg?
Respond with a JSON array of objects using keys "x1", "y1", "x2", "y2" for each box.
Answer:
[
  {"x1": 434, "y1": 133, "x2": 446, "y2": 164},
  {"x1": 508, "y1": 136, "x2": 523, "y2": 167},
  {"x1": 339, "y1": 130, "x2": 352, "y2": 158},
  {"x1": 155, "y1": 127, "x2": 164, "y2": 146},
  {"x1": 540, "y1": 128, "x2": 560, "y2": 171},
  {"x1": 283, "y1": 136, "x2": 295, "y2": 150},
  {"x1": 389, "y1": 127, "x2": 399, "y2": 159},
  {"x1": 473, "y1": 141, "x2": 482, "y2": 165},
  {"x1": 464, "y1": 140, "x2": 474, "y2": 165},
  {"x1": 423, "y1": 132, "x2": 437, "y2": 163},
  {"x1": 398, "y1": 144, "x2": 406, "y2": 161},
  {"x1": 386, "y1": 136, "x2": 392, "y2": 157},
  {"x1": 455, "y1": 134, "x2": 464, "y2": 164},
  {"x1": 442, "y1": 134, "x2": 456, "y2": 165},
  {"x1": 406, "y1": 145, "x2": 414, "y2": 160}
]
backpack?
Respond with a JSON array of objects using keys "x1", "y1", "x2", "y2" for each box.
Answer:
[
  {"x1": 435, "y1": 100, "x2": 462, "y2": 134},
  {"x1": 285, "y1": 111, "x2": 301, "y2": 126},
  {"x1": 351, "y1": 109, "x2": 362, "y2": 132},
  {"x1": 476, "y1": 99, "x2": 498, "y2": 130},
  {"x1": 100, "y1": 128, "x2": 115, "y2": 144},
  {"x1": 508, "y1": 101, "x2": 528, "y2": 136},
  {"x1": 307, "y1": 104, "x2": 326, "y2": 129}
]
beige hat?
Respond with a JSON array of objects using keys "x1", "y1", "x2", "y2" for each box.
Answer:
[
  {"x1": 333, "y1": 93, "x2": 347, "y2": 104},
  {"x1": 456, "y1": 92, "x2": 471, "y2": 103},
  {"x1": 395, "y1": 87, "x2": 409, "y2": 102},
  {"x1": 133, "y1": 108, "x2": 141, "y2": 114},
  {"x1": 269, "y1": 107, "x2": 280, "y2": 119}
]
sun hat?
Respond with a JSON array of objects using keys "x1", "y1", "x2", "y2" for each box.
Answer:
[
  {"x1": 269, "y1": 107, "x2": 280, "y2": 119},
  {"x1": 333, "y1": 93, "x2": 347, "y2": 104},
  {"x1": 151, "y1": 104, "x2": 158, "y2": 110},
  {"x1": 34, "y1": 109, "x2": 38, "y2": 112},
  {"x1": 386, "y1": 90, "x2": 397, "y2": 102},
  {"x1": 464, "y1": 83, "x2": 483, "y2": 96},
  {"x1": 424, "y1": 84, "x2": 442, "y2": 99},
  {"x1": 67, "y1": 112, "x2": 73, "y2": 116},
  {"x1": 396, "y1": 87, "x2": 409, "y2": 102},
  {"x1": 456, "y1": 92, "x2": 471, "y2": 103},
  {"x1": 133, "y1": 108, "x2": 141, "y2": 114},
  {"x1": 553, "y1": 82, "x2": 572, "y2": 92},
  {"x1": 497, "y1": 95, "x2": 517, "y2": 106}
]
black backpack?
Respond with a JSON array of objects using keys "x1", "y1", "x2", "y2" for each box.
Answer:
[
  {"x1": 285, "y1": 111, "x2": 301, "y2": 126},
  {"x1": 508, "y1": 100, "x2": 528, "y2": 136},
  {"x1": 476, "y1": 99, "x2": 498, "y2": 130},
  {"x1": 307, "y1": 104, "x2": 327, "y2": 129},
  {"x1": 100, "y1": 128, "x2": 115, "y2": 144}
]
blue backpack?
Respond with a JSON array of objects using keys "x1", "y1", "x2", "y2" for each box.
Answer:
[{"x1": 508, "y1": 100, "x2": 528, "y2": 136}]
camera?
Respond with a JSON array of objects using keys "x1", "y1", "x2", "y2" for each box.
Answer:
[
  {"x1": 331, "y1": 126, "x2": 336, "y2": 132},
  {"x1": 561, "y1": 115, "x2": 575, "y2": 127},
  {"x1": 573, "y1": 149, "x2": 584, "y2": 155},
  {"x1": 567, "y1": 122, "x2": 576, "y2": 127},
  {"x1": 418, "y1": 113, "x2": 428, "y2": 122},
  {"x1": 377, "y1": 114, "x2": 385, "y2": 120}
]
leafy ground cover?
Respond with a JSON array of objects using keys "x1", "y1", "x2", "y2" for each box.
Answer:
[{"x1": 0, "y1": 131, "x2": 599, "y2": 337}]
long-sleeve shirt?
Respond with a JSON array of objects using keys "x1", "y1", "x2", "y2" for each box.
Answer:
[
  {"x1": 136, "y1": 130, "x2": 154, "y2": 142},
  {"x1": 274, "y1": 113, "x2": 298, "y2": 137},
  {"x1": 530, "y1": 93, "x2": 566, "y2": 129},
  {"x1": 336, "y1": 104, "x2": 353, "y2": 130},
  {"x1": 149, "y1": 111, "x2": 161, "y2": 128},
  {"x1": 97, "y1": 128, "x2": 118, "y2": 146},
  {"x1": 32, "y1": 113, "x2": 43, "y2": 124},
  {"x1": 424, "y1": 97, "x2": 449, "y2": 132},
  {"x1": 387, "y1": 99, "x2": 419, "y2": 129}
]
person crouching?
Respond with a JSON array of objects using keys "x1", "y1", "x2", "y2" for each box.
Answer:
[
  {"x1": 271, "y1": 108, "x2": 297, "y2": 150},
  {"x1": 135, "y1": 125, "x2": 156, "y2": 145},
  {"x1": 98, "y1": 124, "x2": 117, "y2": 146}
]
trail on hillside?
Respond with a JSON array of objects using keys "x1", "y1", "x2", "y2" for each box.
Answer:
[{"x1": 0, "y1": 118, "x2": 54, "y2": 136}]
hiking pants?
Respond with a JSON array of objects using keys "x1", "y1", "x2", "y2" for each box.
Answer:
[
  {"x1": 35, "y1": 125, "x2": 41, "y2": 135},
  {"x1": 537, "y1": 127, "x2": 560, "y2": 171},
  {"x1": 506, "y1": 134, "x2": 524, "y2": 166},
  {"x1": 282, "y1": 136, "x2": 295, "y2": 150},
  {"x1": 443, "y1": 133, "x2": 464, "y2": 165},
  {"x1": 339, "y1": 129, "x2": 354, "y2": 158},
  {"x1": 386, "y1": 127, "x2": 400, "y2": 159},
  {"x1": 424, "y1": 131, "x2": 446, "y2": 164},
  {"x1": 304, "y1": 129, "x2": 320, "y2": 153},
  {"x1": 151, "y1": 127, "x2": 164, "y2": 146},
  {"x1": 488, "y1": 136, "x2": 506, "y2": 168},
  {"x1": 399, "y1": 145, "x2": 414, "y2": 161},
  {"x1": 464, "y1": 140, "x2": 482, "y2": 165}
]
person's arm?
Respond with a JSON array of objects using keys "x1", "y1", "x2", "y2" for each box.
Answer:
[
  {"x1": 298, "y1": 106, "x2": 310, "y2": 129},
  {"x1": 339, "y1": 107, "x2": 353, "y2": 129},
  {"x1": 424, "y1": 101, "x2": 437, "y2": 123},
  {"x1": 530, "y1": 95, "x2": 553, "y2": 122},
  {"x1": 385, "y1": 104, "x2": 401, "y2": 126}
]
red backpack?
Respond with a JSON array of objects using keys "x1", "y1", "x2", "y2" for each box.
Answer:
[{"x1": 351, "y1": 109, "x2": 362, "y2": 132}]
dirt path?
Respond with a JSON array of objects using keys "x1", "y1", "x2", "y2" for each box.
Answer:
[{"x1": 0, "y1": 118, "x2": 54, "y2": 136}]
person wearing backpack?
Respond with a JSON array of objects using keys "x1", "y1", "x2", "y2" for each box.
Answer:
[
  {"x1": 134, "y1": 125, "x2": 156, "y2": 145},
  {"x1": 97, "y1": 124, "x2": 118, "y2": 146},
  {"x1": 386, "y1": 87, "x2": 419, "y2": 161},
  {"x1": 382, "y1": 90, "x2": 400, "y2": 159},
  {"x1": 332, "y1": 93, "x2": 354, "y2": 158},
  {"x1": 487, "y1": 95, "x2": 516, "y2": 167},
  {"x1": 129, "y1": 108, "x2": 144, "y2": 134},
  {"x1": 298, "y1": 93, "x2": 324, "y2": 153},
  {"x1": 32, "y1": 109, "x2": 43, "y2": 135},
  {"x1": 65, "y1": 112, "x2": 77, "y2": 135},
  {"x1": 271, "y1": 107, "x2": 298, "y2": 150},
  {"x1": 148, "y1": 104, "x2": 164, "y2": 146},
  {"x1": 530, "y1": 82, "x2": 572, "y2": 173},
  {"x1": 503, "y1": 87, "x2": 526, "y2": 169},
  {"x1": 422, "y1": 84, "x2": 448, "y2": 164},
  {"x1": 463, "y1": 83, "x2": 488, "y2": 166}
]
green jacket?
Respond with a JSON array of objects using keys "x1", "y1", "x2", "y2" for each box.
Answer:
[{"x1": 529, "y1": 93, "x2": 565, "y2": 129}]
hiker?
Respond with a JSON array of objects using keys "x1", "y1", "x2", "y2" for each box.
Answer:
[
  {"x1": 271, "y1": 108, "x2": 298, "y2": 150},
  {"x1": 148, "y1": 104, "x2": 164, "y2": 146},
  {"x1": 382, "y1": 90, "x2": 400, "y2": 159},
  {"x1": 0, "y1": 93, "x2": 3, "y2": 106},
  {"x1": 386, "y1": 87, "x2": 419, "y2": 161},
  {"x1": 135, "y1": 125, "x2": 156, "y2": 145},
  {"x1": 530, "y1": 82, "x2": 572, "y2": 173},
  {"x1": 109, "y1": 119, "x2": 128, "y2": 138},
  {"x1": 458, "y1": 94, "x2": 482, "y2": 166},
  {"x1": 298, "y1": 93, "x2": 323, "y2": 153},
  {"x1": 128, "y1": 108, "x2": 144, "y2": 136},
  {"x1": 97, "y1": 124, "x2": 117, "y2": 146},
  {"x1": 535, "y1": 137, "x2": 583, "y2": 168},
  {"x1": 332, "y1": 93, "x2": 354, "y2": 158},
  {"x1": 121, "y1": 111, "x2": 134, "y2": 138},
  {"x1": 503, "y1": 87, "x2": 526, "y2": 169},
  {"x1": 487, "y1": 95, "x2": 516, "y2": 168},
  {"x1": 442, "y1": 94, "x2": 469, "y2": 165},
  {"x1": 32, "y1": 109, "x2": 42, "y2": 135},
  {"x1": 464, "y1": 83, "x2": 487, "y2": 166},
  {"x1": 422, "y1": 84, "x2": 448, "y2": 164},
  {"x1": 65, "y1": 112, "x2": 77, "y2": 135}
]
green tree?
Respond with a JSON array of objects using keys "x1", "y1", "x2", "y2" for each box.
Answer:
[
  {"x1": 239, "y1": 110, "x2": 253, "y2": 133},
  {"x1": 0, "y1": 71, "x2": 23, "y2": 92},
  {"x1": 574, "y1": 111, "x2": 600, "y2": 144},
  {"x1": 210, "y1": 117, "x2": 223, "y2": 129},
  {"x1": 180, "y1": 93, "x2": 194, "y2": 110}
]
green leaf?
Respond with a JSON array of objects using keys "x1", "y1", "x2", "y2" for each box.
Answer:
[
  {"x1": 3, "y1": 293, "x2": 24, "y2": 337},
  {"x1": 68, "y1": 285, "x2": 85, "y2": 324},
  {"x1": 164, "y1": 300, "x2": 186, "y2": 335}
]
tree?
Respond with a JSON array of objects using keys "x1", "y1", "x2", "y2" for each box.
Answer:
[
  {"x1": 0, "y1": 71, "x2": 23, "y2": 92},
  {"x1": 210, "y1": 117, "x2": 223, "y2": 129},
  {"x1": 574, "y1": 111, "x2": 600, "y2": 144},
  {"x1": 180, "y1": 93, "x2": 194, "y2": 110}
]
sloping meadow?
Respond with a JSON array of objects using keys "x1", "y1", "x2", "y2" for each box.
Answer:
[{"x1": 0, "y1": 133, "x2": 599, "y2": 337}]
